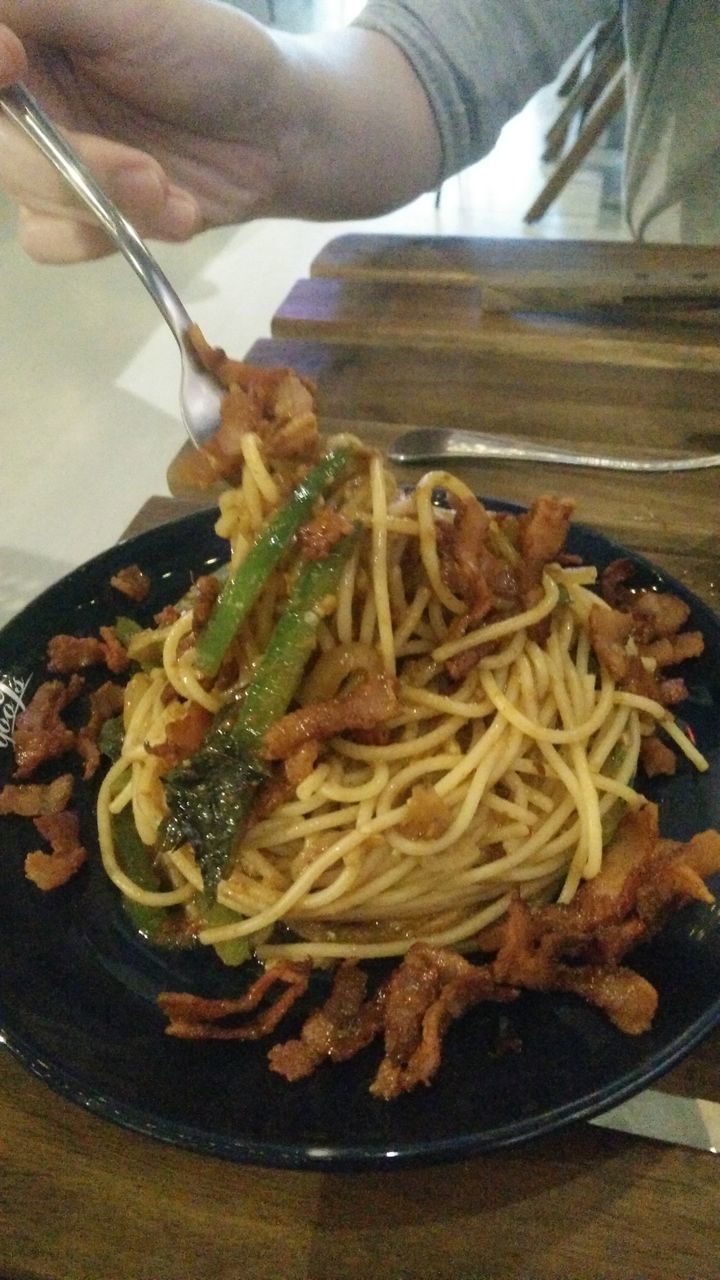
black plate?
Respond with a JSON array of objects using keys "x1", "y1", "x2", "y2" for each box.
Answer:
[{"x1": 1, "y1": 506, "x2": 719, "y2": 1171}]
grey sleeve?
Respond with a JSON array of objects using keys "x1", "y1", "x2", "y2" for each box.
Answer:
[{"x1": 353, "y1": 0, "x2": 618, "y2": 179}]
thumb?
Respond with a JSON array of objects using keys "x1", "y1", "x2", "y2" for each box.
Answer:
[{"x1": 0, "y1": 22, "x2": 28, "y2": 86}]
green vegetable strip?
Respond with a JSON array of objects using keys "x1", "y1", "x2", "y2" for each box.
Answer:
[
  {"x1": 112, "y1": 807, "x2": 173, "y2": 941},
  {"x1": 231, "y1": 529, "x2": 359, "y2": 754},
  {"x1": 164, "y1": 529, "x2": 358, "y2": 891},
  {"x1": 195, "y1": 446, "x2": 353, "y2": 677}
]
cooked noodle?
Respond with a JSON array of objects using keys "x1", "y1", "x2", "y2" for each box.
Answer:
[{"x1": 97, "y1": 436, "x2": 707, "y2": 963}]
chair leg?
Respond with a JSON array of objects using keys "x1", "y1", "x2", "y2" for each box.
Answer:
[
  {"x1": 556, "y1": 16, "x2": 612, "y2": 98},
  {"x1": 525, "y1": 66, "x2": 625, "y2": 224},
  {"x1": 543, "y1": 13, "x2": 623, "y2": 162}
]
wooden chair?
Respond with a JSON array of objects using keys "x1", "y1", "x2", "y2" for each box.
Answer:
[{"x1": 525, "y1": 11, "x2": 625, "y2": 224}]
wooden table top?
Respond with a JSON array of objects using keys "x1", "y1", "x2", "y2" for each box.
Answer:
[{"x1": 2, "y1": 233, "x2": 719, "y2": 1280}]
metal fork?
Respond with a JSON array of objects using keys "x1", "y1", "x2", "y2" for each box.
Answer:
[
  {"x1": 0, "y1": 81, "x2": 223, "y2": 449},
  {"x1": 389, "y1": 427, "x2": 720, "y2": 472}
]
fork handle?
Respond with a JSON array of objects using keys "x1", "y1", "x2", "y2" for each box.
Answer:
[
  {"x1": 388, "y1": 428, "x2": 720, "y2": 473},
  {"x1": 0, "y1": 81, "x2": 191, "y2": 345}
]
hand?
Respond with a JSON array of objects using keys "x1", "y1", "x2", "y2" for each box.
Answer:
[
  {"x1": 0, "y1": 0, "x2": 441, "y2": 263},
  {"x1": 0, "y1": 0, "x2": 293, "y2": 261}
]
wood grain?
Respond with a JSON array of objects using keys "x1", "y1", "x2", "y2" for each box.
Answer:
[
  {"x1": 272, "y1": 278, "x2": 720, "y2": 365},
  {"x1": 1, "y1": 1043, "x2": 720, "y2": 1280},
  {"x1": 310, "y1": 232, "x2": 720, "y2": 289}
]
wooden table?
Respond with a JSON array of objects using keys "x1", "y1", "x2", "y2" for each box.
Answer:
[{"x1": 2, "y1": 234, "x2": 719, "y2": 1280}]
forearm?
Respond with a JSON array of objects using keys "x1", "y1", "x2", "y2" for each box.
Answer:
[
  {"x1": 354, "y1": 0, "x2": 618, "y2": 181},
  {"x1": 267, "y1": 28, "x2": 443, "y2": 219}
]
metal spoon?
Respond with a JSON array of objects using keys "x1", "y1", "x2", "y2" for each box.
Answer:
[
  {"x1": 389, "y1": 427, "x2": 720, "y2": 472},
  {"x1": 0, "y1": 81, "x2": 223, "y2": 449}
]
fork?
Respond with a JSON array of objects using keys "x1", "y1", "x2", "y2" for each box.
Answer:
[
  {"x1": 389, "y1": 427, "x2": 720, "y2": 472},
  {"x1": 0, "y1": 81, "x2": 223, "y2": 450}
]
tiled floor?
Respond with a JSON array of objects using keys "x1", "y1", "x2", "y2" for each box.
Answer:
[{"x1": 0, "y1": 6, "x2": 628, "y2": 625}]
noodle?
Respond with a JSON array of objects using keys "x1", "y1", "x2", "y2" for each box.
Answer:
[{"x1": 97, "y1": 441, "x2": 710, "y2": 966}]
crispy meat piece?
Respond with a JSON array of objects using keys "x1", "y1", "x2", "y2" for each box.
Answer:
[
  {"x1": 588, "y1": 604, "x2": 633, "y2": 681},
  {"x1": 630, "y1": 591, "x2": 690, "y2": 644},
  {"x1": 110, "y1": 564, "x2": 150, "y2": 602},
  {"x1": 444, "y1": 639, "x2": 498, "y2": 683},
  {"x1": 436, "y1": 498, "x2": 492, "y2": 620},
  {"x1": 284, "y1": 740, "x2": 319, "y2": 788},
  {"x1": 247, "y1": 742, "x2": 320, "y2": 827},
  {"x1": 589, "y1": 604, "x2": 692, "y2": 710},
  {"x1": 158, "y1": 962, "x2": 311, "y2": 1040},
  {"x1": 640, "y1": 632, "x2": 704, "y2": 668},
  {"x1": 46, "y1": 634, "x2": 105, "y2": 674},
  {"x1": 297, "y1": 508, "x2": 354, "y2": 561},
  {"x1": 371, "y1": 944, "x2": 517, "y2": 1100},
  {"x1": 491, "y1": 895, "x2": 659, "y2": 1033},
  {"x1": 488, "y1": 804, "x2": 720, "y2": 1034},
  {"x1": 269, "y1": 962, "x2": 384, "y2": 1081},
  {"x1": 47, "y1": 626, "x2": 129, "y2": 676},
  {"x1": 146, "y1": 702, "x2": 214, "y2": 768},
  {"x1": 173, "y1": 329, "x2": 320, "y2": 489},
  {"x1": 13, "y1": 675, "x2": 84, "y2": 779},
  {"x1": 0, "y1": 773, "x2": 73, "y2": 817},
  {"x1": 639, "y1": 734, "x2": 678, "y2": 778},
  {"x1": 75, "y1": 680, "x2": 125, "y2": 780},
  {"x1": 191, "y1": 575, "x2": 221, "y2": 634},
  {"x1": 262, "y1": 673, "x2": 400, "y2": 761},
  {"x1": 622, "y1": 661, "x2": 687, "y2": 707},
  {"x1": 633, "y1": 828, "x2": 720, "y2": 928},
  {"x1": 600, "y1": 557, "x2": 636, "y2": 607},
  {"x1": 24, "y1": 810, "x2": 87, "y2": 890},
  {"x1": 599, "y1": 562, "x2": 701, "y2": 684},
  {"x1": 154, "y1": 604, "x2": 181, "y2": 628},
  {"x1": 436, "y1": 497, "x2": 519, "y2": 624},
  {"x1": 518, "y1": 495, "x2": 575, "y2": 594},
  {"x1": 399, "y1": 784, "x2": 453, "y2": 840},
  {"x1": 556, "y1": 964, "x2": 658, "y2": 1035}
]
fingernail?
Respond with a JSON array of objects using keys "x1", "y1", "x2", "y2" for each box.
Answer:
[
  {"x1": 116, "y1": 162, "x2": 165, "y2": 205},
  {"x1": 162, "y1": 190, "x2": 200, "y2": 237}
]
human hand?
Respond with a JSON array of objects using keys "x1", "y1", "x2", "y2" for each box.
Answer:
[
  {"x1": 0, "y1": 0, "x2": 440, "y2": 263},
  {"x1": 0, "y1": 0, "x2": 289, "y2": 261}
]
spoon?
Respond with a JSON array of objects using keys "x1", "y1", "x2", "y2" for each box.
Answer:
[
  {"x1": 0, "y1": 81, "x2": 223, "y2": 449},
  {"x1": 389, "y1": 427, "x2": 720, "y2": 472}
]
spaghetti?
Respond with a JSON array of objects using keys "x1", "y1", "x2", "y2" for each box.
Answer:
[{"x1": 97, "y1": 438, "x2": 708, "y2": 966}]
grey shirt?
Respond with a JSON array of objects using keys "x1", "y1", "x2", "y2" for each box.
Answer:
[{"x1": 354, "y1": 0, "x2": 720, "y2": 242}]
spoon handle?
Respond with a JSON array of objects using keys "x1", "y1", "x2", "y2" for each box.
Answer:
[
  {"x1": 389, "y1": 427, "x2": 720, "y2": 473},
  {"x1": 0, "y1": 82, "x2": 191, "y2": 343}
]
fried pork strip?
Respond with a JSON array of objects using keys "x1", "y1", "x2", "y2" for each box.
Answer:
[
  {"x1": 158, "y1": 962, "x2": 311, "y2": 1040},
  {"x1": 268, "y1": 961, "x2": 385, "y2": 1081},
  {"x1": 75, "y1": 680, "x2": 125, "y2": 780},
  {"x1": 0, "y1": 773, "x2": 73, "y2": 817},
  {"x1": 261, "y1": 672, "x2": 400, "y2": 761},
  {"x1": 370, "y1": 945, "x2": 517, "y2": 1100},
  {"x1": 156, "y1": 805, "x2": 720, "y2": 1096},
  {"x1": 47, "y1": 626, "x2": 129, "y2": 676},
  {"x1": 110, "y1": 564, "x2": 150, "y2": 602},
  {"x1": 24, "y1": 810, "x2": 88, "y2": 890},
  {"x1": 435, "y1": 494, "x2": 575, "y2": 677},
  {"x1": 13, "y1": 675, "x2": 84, "y2": 779},
  {"x1": 171, "y1": 326, "x2": 321, "y2": 490}
]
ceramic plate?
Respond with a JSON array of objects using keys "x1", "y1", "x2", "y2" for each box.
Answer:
[{"x1": 1, "y1": 506, "x2": 718, "y2": 1170}]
